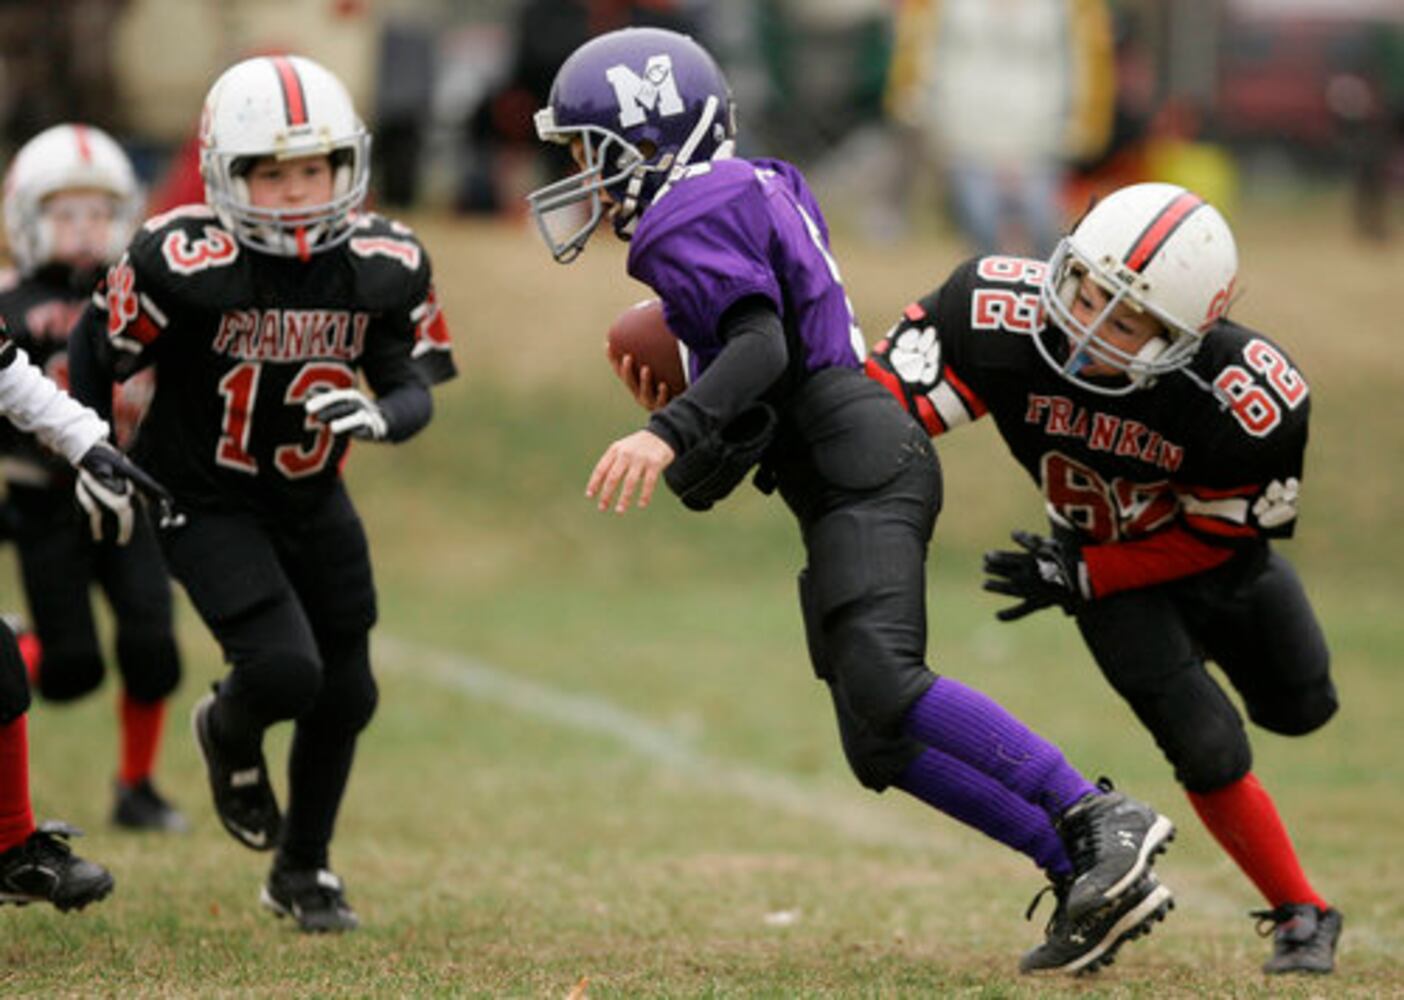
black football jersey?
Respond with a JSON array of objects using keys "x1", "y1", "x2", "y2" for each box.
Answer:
[
  {"x1": 86, "y1": 205, "x2": 455, "y2": 517},
  {"x1": 0, "y1": 272, "x2": 153, "y2": 485},
  {"x1": 867, "y1": 255, "x2": 1310, "y2": 547}
]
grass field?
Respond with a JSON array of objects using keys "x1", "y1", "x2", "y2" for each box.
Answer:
[{"x1": 1, "y1": 193, "x2": 1401, "y2": 997}]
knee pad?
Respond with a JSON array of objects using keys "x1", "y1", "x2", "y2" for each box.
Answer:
[
  {"x1": 1115, "y1": 665, "x2": 1253, "y2": 794},
  {"x1": 826, "y1": 676, "x2": 924, "y2": 792},
  {"x1": 302, "y1": 632, "x2": 377, "y2": 736},
  {"x1": 229, "y1": 647, "x2": 324, "y2": 724},
  {"x1": 306, "y1": 666, "x2": 378, "y2": 737},
  {"x1": 116, "y1": 633, "x2": 182, "y2": 702},
  {"x1": 1247, "y1": 677, "x2": 1339, "y2": 737},
  {"x1": 0, "y1": 624, "x2": 31, "y2": 725},
  {"x1": 840, "y1": 732, "x2": 922, "y2": 792},
  {"x1": 35, "y1": 649, "x2": 105, "y2": 703}
]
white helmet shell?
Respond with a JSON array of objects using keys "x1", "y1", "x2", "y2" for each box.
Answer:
[
  {"x1": 199, "y1": 54, "x2": 370, "y2": 258},
  {"x1": 2, "y1": 123, "x2": 142, "y2": 275},
  {"x1": 1038, "y1": 182, "x2": 1238, "y2": 395}
]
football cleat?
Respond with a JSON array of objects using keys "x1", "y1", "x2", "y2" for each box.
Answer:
[
  {"x1": 261, "y1": 866, "x2": 360, "y2": 933},
  {"x1": 112, "y1": 777, "x2": 190, "y2": 833},
  {"x1": 0, "y1": 821, "x2": 114, "y2": 911},
  {"x1": 1056, "y1": 777, "x2": 1174, "y2": 922},
  {"x1": 1254, "y1": 903, "x2": 1343, "y2": 974},
  {"x1": 1020, "y1": 870, "x2": 1173, "y2": 975},
  {"x1": 191, "y1": 690, "x2": 281, "y2": 851}
]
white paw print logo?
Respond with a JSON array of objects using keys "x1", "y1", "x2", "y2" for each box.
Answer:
[
  {"x1": 1252, "y1": 477, "x2": 1300, "y2": 528},
  {"x1": 889, "y1": 325, "x2": 941, "y2": 387}
]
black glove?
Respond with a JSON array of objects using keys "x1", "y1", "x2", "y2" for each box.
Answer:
[
  {"x1": 982, "y1": 530, "x2": 1089, "y2": 621},
  {"x1": 304, "y1": 387, "x2": 388, "y2": 441},
  {"x1": 74, "y1": 441, "x2": 182, "y2": 544},
  {"x1": 663, "y1": 402, "x2": 778, "y2": 512}
]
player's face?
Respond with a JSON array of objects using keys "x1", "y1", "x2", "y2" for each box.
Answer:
[
  {"x1": 41, "y1": 188, "x2": 117, "y2": 271},
  {"x1": 569, "y1": 138, "x2": 616, "y2": 210},
  {"x1": 245, "y1": 154, "x2": 335, "y2": 213},
  {"x1": 1068, "y1": 274, "x2": 1165, "y2": 377}
]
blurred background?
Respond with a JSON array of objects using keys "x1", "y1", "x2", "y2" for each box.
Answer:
[{"x1": 2, "y1": 0, "x2": 1401, "y2": 249}]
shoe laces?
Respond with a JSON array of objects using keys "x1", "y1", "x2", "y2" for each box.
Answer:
[
  {"x1": 14, "y1": 821, "x2": 82, "y2": 866},
  {"x1": 1024, "y1": 878, "x2": 1070, "y2": 931},
  {"x1": 1251, "y1": 903, "x2": 1314, "y2": 938},
  {"x1": 280, "y1": 868, "x2": 349, "y2": 911},
  {"x1": 1061, "y1": 777, "x2": 1119, "y2": 871}
]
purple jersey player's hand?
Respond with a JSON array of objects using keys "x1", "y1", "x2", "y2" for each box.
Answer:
[
  {"x1": 610, "y1": 352, "x2": 673, "y2": 412},
  {"x1": 586, "y1": 429, "x2": 676, "y2": 514}
]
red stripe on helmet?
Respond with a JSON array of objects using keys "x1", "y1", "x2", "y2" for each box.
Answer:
[
  {"x1": 1123, "y1": 191, "x2": 1204, "y2": 272},
  {"x1": 73, "y1": 124, "x2": 93, "y2": 162},
  {"x1": 270, "y1": 57, "x2": 309, "y2": 126}
]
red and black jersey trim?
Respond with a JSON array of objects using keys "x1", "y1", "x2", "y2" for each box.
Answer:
[
  {"x1": 1123, "y1": 191, "x2": 1204, "y2": 272},
  {"x1": 269, "y1": 56, "x2": 309, "y2": 127}
]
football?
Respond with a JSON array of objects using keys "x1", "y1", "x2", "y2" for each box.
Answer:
[{"x1": 606, "y1": 298, "x2": 688, "y2": 401}]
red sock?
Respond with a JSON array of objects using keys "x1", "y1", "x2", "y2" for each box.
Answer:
[
  {"x1": 1187, "y1": 772, "x2": 1329, "y2": 910},
  {"x1": 118, "y1": 692, "x2": 167, "y2": 788},
  {"x1": 17, "y1": 631, "x2": 42, "y2": 686},
  {"x1": 0, "y1": 715, "x2": 36, "y2": 853}
]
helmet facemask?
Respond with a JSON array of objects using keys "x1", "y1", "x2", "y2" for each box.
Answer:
[
  {"x1": 527, "y1": 115, "x2": 651, "y2": 264},
  {"x1": 206, "y1": 138, "x2": 370, "y2": 260},
  {"x1": 1038, "y1": 239, "x2": 1204, "y2": 397}
]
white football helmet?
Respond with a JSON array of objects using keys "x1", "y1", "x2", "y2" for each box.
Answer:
[
  {"x1": 1038, "y1": 182, "x2": 1238, "y2": 395},
  {"x1": 2, "y1": 123, "x2": 142, "y2": 276},
  {"x1": 199, "y1": 54, "x2": 370, "y2": 258}
]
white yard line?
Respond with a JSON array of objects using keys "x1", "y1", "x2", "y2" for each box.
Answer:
[
  {"x1": 375, "y1": 633, "x2": 1270, "y2": 928},
  {"x1": 375, "y1": 633, "x2": 956, "y2": 856}
]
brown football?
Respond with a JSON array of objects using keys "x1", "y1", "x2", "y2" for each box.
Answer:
[{"x1": 606, "y1": 298, "x2": 688, "y2": 398}]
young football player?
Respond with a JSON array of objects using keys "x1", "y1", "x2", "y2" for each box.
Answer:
[
  {"x1": 866, "y1": 182, "x2": 1342, "y2": 974},
  {"x1": 68, "y1": 54, "x2": 456, "y2": 932},
  {"x1": 530, "y1": 26, "x2": 1178, "y2": 975},
  {"x1": 0, "y1": 123, "x2": 188, "y2": 833},
  {"x1": 0, "y1": 310, "x2": 173, "y2": 909}
]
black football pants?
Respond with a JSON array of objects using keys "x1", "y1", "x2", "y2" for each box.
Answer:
[
  {"x1": 1073, "y1": 544, "x2": 1335, "y2": 793},
  {"x1": 777, "y1": 370, "x2": 942, "y2": 791},
  {"x1": 8, "y1": 482, "x2": 180, "y2": 704},
  {"x1": 160, "y1": 482, "x2": 379, "y2": 869}
]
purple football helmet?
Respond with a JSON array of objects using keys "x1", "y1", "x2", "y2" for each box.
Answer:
[{"x1": 527, "y1": 27, "x2": 737, "y2": 263}]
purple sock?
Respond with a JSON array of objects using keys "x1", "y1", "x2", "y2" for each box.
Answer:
[
  {"x1": 903, "y1": 677, "x2": 1096, "y2": 818},
  {"x1": 898, "y1": 747, "x2": 1072, "y2": 876}
]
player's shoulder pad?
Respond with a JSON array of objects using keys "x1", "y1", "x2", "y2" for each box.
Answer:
[
  {"x1": 341, "y1": 213, "x2": 433, "y2": 310},
  {"x1": 1186, "y1": 318, "x2": 1310, "y2": 449},
  {"x1": 127, "y1": 203, "x2": 245, "y2": 304}
]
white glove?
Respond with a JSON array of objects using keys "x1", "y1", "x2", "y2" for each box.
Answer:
[
  {"x1": 304, "y1": 388, "x2": 389, "y2": 441},
  {"x1": 74, "y1": 441, "x2": 179, "y2": 545}
]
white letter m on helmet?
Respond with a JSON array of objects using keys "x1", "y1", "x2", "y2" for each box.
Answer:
[{"x1": 606, "y1": 55, "x2": 684, "y2": 127}]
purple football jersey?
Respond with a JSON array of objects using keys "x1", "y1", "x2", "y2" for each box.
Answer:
[{"x1": 627, "y1": 157, "x2": 863, "y2": 383}]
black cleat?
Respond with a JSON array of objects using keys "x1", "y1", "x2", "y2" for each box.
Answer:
[
  {"x1": 261, "y1": 866, "x2": 360, "y2": 933},
  {"x1": 191, "y1": 690, "x2": 281, "y2": 851},
  {"x1": 0, "y1": 821, "x2": 115, "y2": 911},
  {"x1": 1020, "y1": 870, "x2": 1173, "y2": 975},
  {"x1": 1255, "y1": 903, "x2": 1343, "y2": 974},
  {"x1": 1056, "y1": 777, "x2": 1175, "y2": 922},
  {"x1": 112, "y1": 778, "x2": 190, "y2": 833}
]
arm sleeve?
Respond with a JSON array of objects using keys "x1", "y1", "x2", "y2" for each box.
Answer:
[
  {"x1": 0, "y1": 343, "x2": 109, "y2": 464},
  {"x1": 1081, "y1": 524, "x2": 1241, "y2": 598},
  {"x1": 373, "y1": 381, "x2": 433, "y2": 443},
  {"x1": 645, "y1": 296, "x2": 788, "y2": 454}
]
